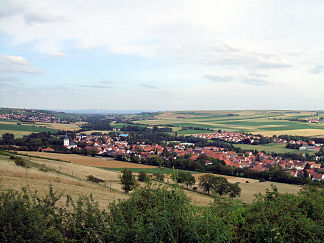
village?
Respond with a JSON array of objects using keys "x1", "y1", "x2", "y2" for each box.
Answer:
[
  {"x1": 52, "y1": 131, "x2": 324, "y2": 181},
  {"x1": 0, "y1": 112, "x2": 64, "y2": 124}
]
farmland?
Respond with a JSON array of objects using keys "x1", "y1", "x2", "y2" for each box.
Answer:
[
  {"x1": 0, "y1": 120, "x2": 83, "y2": 137},
  {"x1": 233, "y1": 143, "x2": 316, "y2": 155},
  {"x1": 134, "y1": 110, "x2": 324, "y2": 137},
  {"x1": 5, "y1": 151, "x2": 302, "y2": 204},
  {"x1": 0, "y1": 122, "x2": 58, "y2": 138}
]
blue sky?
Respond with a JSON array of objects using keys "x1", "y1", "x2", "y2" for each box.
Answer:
[{"x1": 0, "y1": 0, "x2": 324, "y2": 111}]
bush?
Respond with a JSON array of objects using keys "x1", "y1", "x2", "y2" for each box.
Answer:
[
  {"x1": 86, "y1": 175, "x2": 104, "y2": 183},
  {"x1": 153, "y1": 172, "x2": 165, "y2": 182},
  {"x1": 121, "y1": 168, "x2": 138, "y2": 193},
  {"x1": 138, "y1": 171, "x2": 147, "y2": 182},
  {"x1": 10, "y1": 156, "x2": 29, "y2": 168}
]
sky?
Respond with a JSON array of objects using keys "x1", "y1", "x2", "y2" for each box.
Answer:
[{"x1": 0, "y1": 0, "x2": 324, "y2": 111}]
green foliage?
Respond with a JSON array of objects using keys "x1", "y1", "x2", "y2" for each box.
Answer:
[
  {"x1": 86, "y1": 175, "x2": 104, "y2": 183},
  {"x1": 137, "y1": 171, "x2": 147, "y2": 182},
  {"x1": 0, "y1": 183, "x2": 323, "y2": 242},
  {"x1": 236, "y1": 185, "x2": 324, "y2": 242},
  {"x1": 1, "y1": 133, "x2": 15, "y2": 145},
  {"x1": 153, "y1": 172, "x2": 165, "y2": 182},
  {"x1": 0, "y1": 186, "x2": 66, "y2": 242},
  {"x1": 199, "y1": 174, "x2": 241, "y2": 197},
  {"x1": 121, "y1": 168, "x2": 138, "y2": 193},
  {"x1": 172, "y1": 170, "x2": 196, "y2": 188}
]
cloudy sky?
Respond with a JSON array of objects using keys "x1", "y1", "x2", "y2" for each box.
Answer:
[{"x1": 0, "y1": 0, "x2": 323, "y2": 111}]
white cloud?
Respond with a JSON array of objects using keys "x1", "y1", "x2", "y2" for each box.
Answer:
[
  {"x1": 309, "y1": 65, "x2": 324, "y2": 74},
  {"x1": 203, "y1": 74, "x2": 233, "y2": 82},
  {"x1": 241, "y1": 78, "x2": 269, "y2": 86},
  {"x1": 0, "y1": 53, "x2": 44, "y2": 74}
]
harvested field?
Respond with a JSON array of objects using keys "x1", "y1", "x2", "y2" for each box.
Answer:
[
  {"x1": 34, "y1": 122, "x2": 84, "y2": 131},
  {"x1": 192, "y1": 173, "x2": 301, "y2": 203},
  {"x1": 239, "y1": 181, "x2": 301, "y2": 203},
  {"x1": 17, "y1": 151, "x2": 158, "y2": 169},
  {"x1": 1, "y1": 152, "x2": 303, "y2": 205},
  {"x1": 254, "y1": 129, "x2": 324, "y2": 137},
  {"x1": 0, "y1": 157, "x2": 129, "y2": 209}
]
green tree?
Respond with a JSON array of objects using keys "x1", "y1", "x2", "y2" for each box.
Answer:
[
  {"x1": 138, "y1": 171, "x2": 147, "y2": 182},
  {"x1": 2, "y1": 133, "x2": 15, "y2": 145},
  {"x1": 120, "y1": 168, "x2": 137, "y2": 193},
  {"x1": 228, "y1": 183, "x2": 241, "y2": 198},
  {"x1": 236, "y1": 185, "x2": 324, "y2": 242},
  {"x1": 199, "y1": 174, "x2": 217, "y2": 194}
]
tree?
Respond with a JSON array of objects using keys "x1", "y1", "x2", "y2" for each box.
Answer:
[
  {"x1": 199, "y1": 174, "x2": 241, "y2": 197},
  {"x1": 2, "y1": 133, "x2": 15, "y2": 145},
  {"x1": 212, "y1": 176, "x2": 231, "y2": 196},
  {"x1": 228, "y1": 183, "x2": 241, "y2": 198},
  {"x1": 183, "y1": 173, "x2": 196, "y2": 188},
  {"x1": 120, "y1": 168, "x2": 137, "y2": 193},
  {"x1": 138, "y1": 171, "x2": 147, "y2": 182},
  {"x1": 199, "y1": 174, "x2": 217, "y2": 194}
]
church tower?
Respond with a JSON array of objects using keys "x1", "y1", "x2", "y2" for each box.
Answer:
[{"x1": 63, "y1": 133, "x2": 69, "y2": 147}]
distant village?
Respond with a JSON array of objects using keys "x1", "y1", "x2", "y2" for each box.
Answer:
[
  {"x1": 51, "y1": 132, "x2": 324, "y2": 181},
  {"x1": 0, "y1": 113, "x2": 64, "y2": 123}
]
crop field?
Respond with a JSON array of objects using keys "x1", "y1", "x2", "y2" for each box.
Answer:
[
  {"x1": 17, "y1": 151, "x2": 158, "y2": 169},
  {"x1": 0, "y1": 122, "x2": 58, "y2": 138},
  {"x1": 233, "y1": 143, "x2": 316, "y2": 155},
  {"x1": 134, "y1": 110, "x2": 324, "y2": 137},
  {"x1": 33, "y1": 122, "x2": 84, "y2": 131},
  {"x1": 101, "y1": 167, "x2": 200, "y2": 175}
]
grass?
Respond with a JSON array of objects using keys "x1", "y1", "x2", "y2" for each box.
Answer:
[
  {"x1": 0, "y1": 151, "x2": 302, "y2": 205},
  {"x1": 0, "y1": 123, "x2": 58, "y2": 133},
  {"x1": 99, "y1": 167, "x2": 200, "y2": 174},
  {"x1": 0, "y1": 130, "x2": 34, "y2": 138},
  {"x1": 233, "y1": 143, "x2": 316, "y2": 154}
]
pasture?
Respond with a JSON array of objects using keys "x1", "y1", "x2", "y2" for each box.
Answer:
[{"x1": 134, "y1": 110, "x2": 324, "y2": 137}]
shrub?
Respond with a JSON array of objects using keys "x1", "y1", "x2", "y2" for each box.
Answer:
[
  {"x1": 153, "y1": 172, "x2": 165, "y2": 182},
  {"x1": 11, "y1": 156, "x2": 29, "y2": 168},
  {"x1": 86, "y1": 175, "x2": 104, "y2": 183},
  {"x1": 138, "y1": 171, "x2": 147, "y2": 182}
]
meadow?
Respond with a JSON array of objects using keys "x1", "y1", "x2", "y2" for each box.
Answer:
[
  {"x1": 4, "y1": 151, "x2": 302, "y2": 204},
  {"x1": 134, "y1": 110, "x2": 324, "y2": 137}
]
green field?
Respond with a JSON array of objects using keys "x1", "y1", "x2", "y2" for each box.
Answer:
[
  {"x1": 233, "y1": 143, "x2": 316, "y2": 155},
  {"x1": 0, "y1": 123, "x2": 58, "y2": 138},
  {"x1": 134, "y1": 110, "x2": 324, "y2": 137},
  {"x1": 99, "y1": 167, "x2": 200, "y2": 174}
]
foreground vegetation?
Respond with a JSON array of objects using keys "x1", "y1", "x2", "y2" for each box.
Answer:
[{"x1": 0, "y1": 183, "x2": 323, "y2": 242}]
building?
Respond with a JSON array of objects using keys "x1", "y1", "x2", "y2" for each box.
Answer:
[{"x1": 63, "y1": 134, "x2": 77, "y2": 149}]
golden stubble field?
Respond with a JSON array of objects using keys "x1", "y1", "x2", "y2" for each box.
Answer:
[
  {"x1": 18, "y1": 151, "x2": 157, "y2": 168},
  {"x1": 1, "y1": 151, "x2": 303, "y2": 207},
  {"x1": 0, "y1": 155, "x2": 129, "y2": 209}
]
